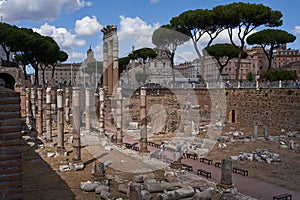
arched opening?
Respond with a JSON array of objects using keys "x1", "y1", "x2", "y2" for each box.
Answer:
[{"x1": 0, "y1": 73, "x2": 16, "y2": 90}]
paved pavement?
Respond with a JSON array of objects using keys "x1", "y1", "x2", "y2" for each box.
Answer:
[{"x1": 82, "y1": 131, "x2": 300, "y2": 200}]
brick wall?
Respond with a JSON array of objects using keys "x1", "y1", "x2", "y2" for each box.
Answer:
[
  {"x1": 0, "y1": 86, "x2": 23, "y2": 199},
  {"x1": 226, "y1": 88, "x2": 300, "y2": 130},
  {"x1": 123, "y1": 87, "x2": 300, "y2": 131}
]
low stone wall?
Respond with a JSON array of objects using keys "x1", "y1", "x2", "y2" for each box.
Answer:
[{"x1": 0, "y1": 87, "x2": 23, "y2": 199}]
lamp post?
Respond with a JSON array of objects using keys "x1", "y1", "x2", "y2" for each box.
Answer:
[
  {"x1": 71, "y1": 63, "x2": 73, "y2": 86},
  {"x1": 95, "y1": 59, "x2": 98, "y2": 87}
]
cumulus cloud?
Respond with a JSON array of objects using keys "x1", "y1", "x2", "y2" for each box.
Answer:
[
  {"x1": 33, "y1": 23, "x2": 86, "y2": 49},
  {"x1": 292, "y1": 26, "x2": 300, "y2": 34},
  {"x1": 75, "y1": 16, "x2": 103, "y2": 36},
  {"x1": 118, "y1": 15, "x2": 160, "y2": 51},
  {"x1": 0, "y1": 0, "x2": 91, "y2": 22}
]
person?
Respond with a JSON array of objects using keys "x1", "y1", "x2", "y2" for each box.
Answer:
[
  {"x1": 160, "y1": 142, "x2": 165, "y2": 155},
  {"x1": 182, "y1": 143, "x2": 188, "y2": 159}
]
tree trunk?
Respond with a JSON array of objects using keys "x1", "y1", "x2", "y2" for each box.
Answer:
[
  {"x1": 41, "y1": 68, "x2": 46, "y2": 86},
  {"x1": 34, "y1": 66, "x2": 39, "y2": 85},
  {"x1": 22, "y1": 65, "x2": 28, "y2": 80},
  {"x1": 235, "y1": 51, "x2": 242, "y2": 80}
]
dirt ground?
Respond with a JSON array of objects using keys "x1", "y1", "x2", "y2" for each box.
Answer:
[{"x1": 22, "y1": 124, "x2": 300, "y2": 200}]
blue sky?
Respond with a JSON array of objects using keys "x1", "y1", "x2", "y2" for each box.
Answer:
[{"x1": 1, "y1": 0, "x2": 300, "y2": 63}]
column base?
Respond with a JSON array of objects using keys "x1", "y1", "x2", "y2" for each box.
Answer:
[
  {"x1": 139, "y1": 147, "x2": 149, "y2": 153},
  {"x1": 56, "y1": 147, "x2": 67, "y2": 156},
  {"x1": 72, "y1": 159, "x2": 84, "y2": 171},
  {"x1": 217, "y1": 182, "x2": 234, "y2": 190},
  {"x1": 116, "y1": 139, "x2": 123, "y2": 146}
]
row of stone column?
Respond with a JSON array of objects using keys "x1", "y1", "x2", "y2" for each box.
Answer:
[
  {"x1": 23, "y1": 87, "x2": 81, "y2": 161},
  {"x1": 22, "y1": 85, "x2": 150, "y2": 156}
]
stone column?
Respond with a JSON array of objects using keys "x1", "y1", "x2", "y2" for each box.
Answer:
[
  {"x1": 139, "y1": 87, "x2": 148, "y2": 153},
  {"x1": 101, "y1": 25, "x2": 118, "y2": 96},
  {"x1": 37, "y1": 88, "x2": 43, "y2": 136},
  {"x1": 72, "y1": 87, "x2": 82, "y2": 162},
  {"x1": 25, "y1": 88, "x2": 31, "y2": 126},
  {"x1": 20, "y1": 87, "x2": 26, "y2": 117},
  {"x1": 51, "y1": 88, "x2": 57, "y2": 124},
  {"x1": 65, "y1": 87, "x2": 71, "y2": 126},
  {"x1": 253, "y1": 124, "x2": 258, "y2": 139},
  {"x1": 30, "y1": 88, "x2": 37, "y2": 138},
  {"x1": 85, "y1": 88, "x2": 91, "y2": 130},
  {"x1": 219, "y1": 159, "x2": 233, "y2": 189},
  {"x1": 46, "y1": 87, "x2": 52, "y2": 142},
  {"x1": 107, "y1": 39, "x2": 113, "y2": 95},
  {"x1": 99, "y1": 87, "x2": 105, "y2": 137},
  {"x1": 102, "y1": 35, "x2": 108, "y2": 89},
  {"x1": 116, "y1": 87, "x2": 123, "y2": 145},
  {"x1": 56, "y1": 89, "x2": 66, "y2": 156},
  {"x1": 91, "y1": 161, "x2": 106, "y2": 182},
  {"x1": 264, "y1": 126, "x2": 269, "y2": 139},
  {"x1": 31, "y1": 88, "x2": 37, "y2": 120},
  {"x1": 113, "y1": 32, "x2": 119, "y2": 91}
]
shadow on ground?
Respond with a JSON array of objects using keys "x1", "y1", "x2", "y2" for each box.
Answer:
[{"x1": 22, "y1": 137, "x2": 76, "y2": 200}]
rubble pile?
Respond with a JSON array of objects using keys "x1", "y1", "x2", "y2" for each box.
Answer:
[{"x1": 230, "y1": 149, "x2": 281, "y2": 164}]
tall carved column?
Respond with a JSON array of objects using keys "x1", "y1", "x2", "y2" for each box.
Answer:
[
  {"x1": 37, "y1": 88, "x2": 43, "y2": 136},
  {"x1": 51, "y1": 88, "x2": 57, "y2": 124},
  {"x1": 56, "y1": 89, "x2": 66, "y2": 156},
  {"x1": 101, "y1": 25, "x2": 118, "y2": 96},
  {"x1": 113, "y1": 33, "x2": 119, "y2": 91},
  {"x1": 46, "y1": 87, "x2": 52, "y2": 142},
  {"x1": 72, "y1": 87, "x2": 82, "y2": 163},
  {"x1": 30, "y1": 88, "x2": 37, "y2": 138},
  {"x1": 25, "y1": 88, "x2": 31, "y2": 127},
  {"x1": 116, "y1": 87, "x2": 122, "y2": 145},
  {"x1": 139, "y1": 87, "x2": 148, "y2": 153},
  {"x1": 20, "y1": 87, "x2": 26, "y2": 117},
  {"x1": 85, "y1": 88, "x2": 91, "y2": 130},
  {"x1": 102, "y1": 37, "x2": 108, "y2": 90},
  {"x1": 65, "y1": 87, "x2": 71, "y2": 126},
  {"x1": 30, "y1": 88, "x2": 36, "y2": 120},
  {"x1": 107, "y1": 40, "x2": 113, "y2": 95},
  {"x1": 99, "y1": 87, "x2": 105, "y2": 137}
]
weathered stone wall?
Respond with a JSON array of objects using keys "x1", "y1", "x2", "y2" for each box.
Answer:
[
  {"x1": 123, "y1": 88, "x2": 300, "y2": 131},
  {"x1": 0, "y1": 86, "x2": 23, "y2": 199},
  {"x1": 226, "y1": 88, "x2": 300, "y2": 130}
]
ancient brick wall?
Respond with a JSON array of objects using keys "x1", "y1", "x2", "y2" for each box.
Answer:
[
  {"x1": 123, "y1": 87, "x2": 300, "y2": 131},
  {"x1": 226, "y1": 88, "x2": 300, "y2": 130},
  {"x1": 0, "y1": 86, "x2": 23, "y2": 199}
]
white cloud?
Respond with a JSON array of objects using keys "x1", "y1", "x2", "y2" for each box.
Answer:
[
  {"x1": 292, "y1": 26, "x2": 300, "y2": 34},
  {"x1": 0, "y1": 0, "x2": 91, "y2": 22},
  {"x1": 33, "y1": 23, "x2": 86, "y2": 49},
  {"x1": 150, "y1": 0, "x2": 159, "y2": 3},
  {"x1": 118, "y1": 15, "x2": 160, "y2": 52},
  {"x1": 67, "y1": 51, "x2": 85, "y2": 61},
  {"x1": 75, "y1": 16, "x2": 103, "y2": 36}
]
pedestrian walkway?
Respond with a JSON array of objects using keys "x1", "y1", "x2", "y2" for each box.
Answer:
[{"x1": 121, "y1": 134, "x2": 300, "y2": 200}]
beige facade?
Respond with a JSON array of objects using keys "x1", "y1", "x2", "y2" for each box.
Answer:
[
  {"x1": 37, "y1": 62, "x2": 81, "y2": 86},
  {"x1": 274, "y1": 47, "x2": 300, "y2": 68}
]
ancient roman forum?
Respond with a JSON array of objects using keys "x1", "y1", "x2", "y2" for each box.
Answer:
[{"x1": 0, "y1": 24, "x2": 300, "y2": 200}]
